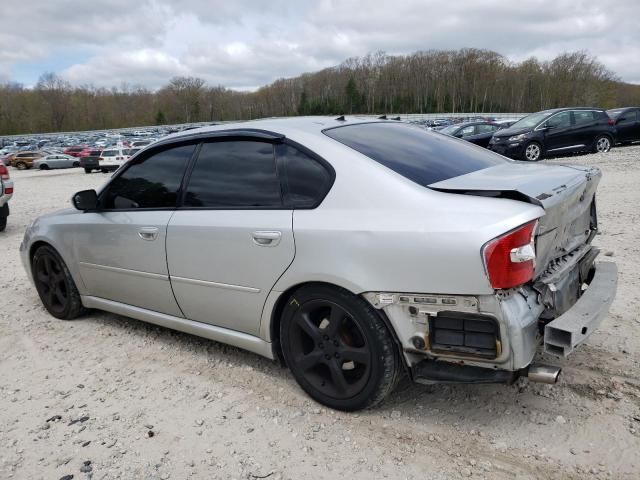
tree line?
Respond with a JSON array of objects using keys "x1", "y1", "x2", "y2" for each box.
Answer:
[{"x1": 1, "y1": 49, "x2": 639, "y2": 135}]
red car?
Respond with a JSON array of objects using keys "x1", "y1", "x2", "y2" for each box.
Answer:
[{"x1": 64, "y1": 146, "x2": 91, "y2": 157}]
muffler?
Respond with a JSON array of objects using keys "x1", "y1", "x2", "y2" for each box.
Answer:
[{"x1": 526, "y1": 364, "x2": 561, "y2": 384}]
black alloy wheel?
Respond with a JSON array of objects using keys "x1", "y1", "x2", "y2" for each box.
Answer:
[
  {"x1": 32, "y1": 245, "x2": 84, "y2": 320},
  {"x1": 280, "y1": 285, "x2": 401, "y2": 411}
]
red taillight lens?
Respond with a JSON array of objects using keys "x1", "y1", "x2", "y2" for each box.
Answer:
[
  {"x1": 0, "y1": 164, "x2": 9, "y2": 180},
  {"x1": 608, "y1": 118, "x2": 615, "y2": 126},
  {"x1": 482, "y1": 220, "x2": 537, "y2": 289}
]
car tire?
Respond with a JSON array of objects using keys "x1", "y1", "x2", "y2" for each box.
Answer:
[
  {"x1": 31, "y1": 244, "x2": 85, "y2": 320},
  {"x1": 39, "y1": 164, "x2": 49, "y2": 170},
  {"x1": 101, "y1": 169, "x2": 108, "y2": 173},
  {"x1": 84, "y1": 168, "x2": 92, "y2": 174},
  {"x1": 15, "y1": 161, "x2": 27, "y2": 170},
  {"x1": 280, "y1": 284, "x2": 402, "y2": 411},
  {"x1": 0, "y1": 215, "x2": 6, "y2": 232},
  {"x1": 523, "y1": 142, "x2": 542, "y2": 161},
  {"x1": 73, "y1": 161, "x2": 80, "y2": 168},
  {"x1": 593, "y1": 135, "x2": 612, "y2": 153}
]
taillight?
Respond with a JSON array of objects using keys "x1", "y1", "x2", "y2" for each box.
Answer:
[
  {"x1": 482, "y1": 220, "x2": 537, "y2": 289},
  {"x1": 607, "y1": 118, "x2": 615, "y2": 126},
  {"x1": 0, "y1": 164, "x2": 9, "y2": 180}
]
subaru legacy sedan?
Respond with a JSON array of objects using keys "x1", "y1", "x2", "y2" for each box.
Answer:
[{"x1": 21, "y1": 117, "x2": 617, "y2": 411}]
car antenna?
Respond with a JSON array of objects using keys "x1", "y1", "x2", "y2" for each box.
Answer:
[{"x1": 335, "y1": 115, "x2": 346, "y2": 121}]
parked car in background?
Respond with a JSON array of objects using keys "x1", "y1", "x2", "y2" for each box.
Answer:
[
  {"x1": 79, "y1": 150, "x2": 104, "y2": 173},
  {"x1": 97, "y1": 148, "x2": 128, "y2": 172},
  {"x1": 21, "y1": 117, "x2": 617, "y2": 411},
  {"x1": 32, "y1": 154, "x2": 81, "y2": 170},
  {"x1": 1, "y1": 153, "x2": 16, "y2": 166},
  {"x1": 607, "y1": 107, "x2": 640, "y2": 144},
  {"x1": 489, "y1": 108, "x2": 616, "y2": 161},
  {"x1": 439, "y1": 121, "x2": 503, "y2": 148},
  {"x1": 64, "y1": 146, "x2": 90, "y2": 157},
  {"x1": 0, "y1": 163, "x2": 13, "y2": 232},
  {"x1": 10, "y1": 151, "x2": 45, "y2": 170}
]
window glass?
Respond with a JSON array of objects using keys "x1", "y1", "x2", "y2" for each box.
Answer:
[
  {"x1": 277, "y1": 145, "x2": 332, "y2": 208},
  {"x1": 324, "y1": 122, "x2": 504, "y2": 187},
  {"x1": 477, "y1": 124, "x2": 498, "y2": 133},
  {"x1": 546, "y1": 111, "x2": 571, "y2": 129},
  {"x1": 102, "y1": 150, "x2": 117, "y2": 156},
  {"x1": 101, "y1": 144, "x2": 194, "y2": 209},
  {"x1": 620, "y1": 110, "x2": 638, "y2": 122},
  {"x1": 184, "y1": 141, "x2": 281, "y2": 208},
  {"x1": 460, "y1": 126, "x2": 475, "y2": 137},
  {"x1": 573, "y1": 111, "x2": 596, "y2": 125}
]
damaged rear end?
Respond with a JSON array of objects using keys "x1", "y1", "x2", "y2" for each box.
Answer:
[{"x1": 430, "y1": 162, "x2": 618, "y2": 359}]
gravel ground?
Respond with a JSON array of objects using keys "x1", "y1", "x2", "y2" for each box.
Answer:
[{"x1": 1, "y1": 146, "x2": 639, "y2": 480}]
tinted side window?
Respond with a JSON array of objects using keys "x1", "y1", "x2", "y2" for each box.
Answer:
[
  {"x1": 277, "y1": 144, "x2": 332, "y2": 208},
  {"x1": 324, "y1": 123, "x2": 504, "y2": 187},
  {"x1": 184, "y1": 141, "x2": 281, "y2": 208},
  {"x1": 573, "y1": 111, "x2": 596, "y2": 125},
  {"x1": 476, "y1": 124, "x2": 498, "y2": 133},
  {"x1": 101, "y1": 144, "x2": 194, "y2": 209},
  {"x1": 460, "y1": 125, "x2": 475, "y2": 137},
  {"x1": 547, "y1": 111, "x2": 571, "y2": 128}
]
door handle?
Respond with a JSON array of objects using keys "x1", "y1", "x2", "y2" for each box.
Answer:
[
  {"x1": 138, "y1": 227, "x2": 159, "y2": 241},
  {"x1": 251, "y1": 230, "x2": 282, "y2": 247}
]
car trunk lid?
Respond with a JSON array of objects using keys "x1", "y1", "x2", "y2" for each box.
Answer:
[{"x1": 429, "y1": 162, "x2": 600, "y2": 277}]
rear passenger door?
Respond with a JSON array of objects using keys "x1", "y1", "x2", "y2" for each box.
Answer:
[
  {"x1": 166, "y1": 139, "x2": 295, "y2": 336},
  {"x1": 617, "y1": 109, "x2": 640, "y2": 142}
]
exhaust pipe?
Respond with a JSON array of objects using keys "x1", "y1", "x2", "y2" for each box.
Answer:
[{"x1": 527, "y1": 364, "x2": 561, "y2": 384}]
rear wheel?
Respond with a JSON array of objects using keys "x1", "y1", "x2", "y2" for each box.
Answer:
[
  {"x1": 594, "y1": 135, "x2": 611, "y2": 153},
  {"x1": 0, "y1": 215, "x2": 6, "y2": 232},
  {"x1": 523, "y1": 142, "x2": 542, "y2": 161},
  {"x1": 280, "y1": 285, "x2": 401, "y2": 411},
  {"x1": 39, "y1": 164, "x2": 49, "y2": 170},
  {"x1": 72, "y1": 161, "x2": 80, "y2": 168},
  {"x1": 84, "y1": 168, "x2": 92, "y2": 174},
  {"x1": 15, "y1": 161, "x2": 27, "y2": 170},
  {"x1": 32, "y1": 245, "x2": 85, "y2": 320}
]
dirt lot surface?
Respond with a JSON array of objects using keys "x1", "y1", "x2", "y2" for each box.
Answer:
[{"x1": 1, "y1": 146, "x2": 639, "y2": 480}]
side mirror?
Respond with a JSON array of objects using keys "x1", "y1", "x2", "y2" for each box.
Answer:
[{"x1": 72, "y1": 189, "x2": 98, "y2": 211}]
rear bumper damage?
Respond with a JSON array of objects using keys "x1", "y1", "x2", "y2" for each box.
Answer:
[
  {"x1": 544, "y1": 261, "x2": 617, "y2": 356},
  {"x1": 363, "y1": 259, "x2": 617, "y2": 385}
]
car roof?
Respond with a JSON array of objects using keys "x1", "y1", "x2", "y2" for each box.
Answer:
[
  {"x1": 540, "y1": 107, "x2": 604, "y2": 115},
  {"x1": 164, "y1": 116, "x2": 398, "y2": 143}
]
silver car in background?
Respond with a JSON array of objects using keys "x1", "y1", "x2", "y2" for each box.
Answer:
[
  {"x1": 20, "y1": 117, "x2": 617, "y2": 411},
  {"x1": 32, "y1": 154, "x2": 80, "y2": 170}
]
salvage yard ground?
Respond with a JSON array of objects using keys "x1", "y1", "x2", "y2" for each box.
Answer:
[{"x1": 1, "y1": 146, "x2": 639, "y2": 479}]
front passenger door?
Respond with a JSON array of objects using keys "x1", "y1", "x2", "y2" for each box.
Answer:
[
  {"x1": 74, "y1": 143, "x2": 195, "y2": 317},
  {"x1": 542, "y1": 111, "x2": 573, "y2": 152}
]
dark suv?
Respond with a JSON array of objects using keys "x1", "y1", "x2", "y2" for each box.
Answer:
[{"x1": 489, "y1": 108, "x2": 615, "y2": 161}]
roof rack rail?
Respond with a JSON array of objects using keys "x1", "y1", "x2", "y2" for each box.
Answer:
[{"x1": 378, "y1": 115, "x2": 387, "y2": 120}]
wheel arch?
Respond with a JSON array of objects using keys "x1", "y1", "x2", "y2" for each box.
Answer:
[{"x1": 266, "y1": 281, "x2": 409, "y2": 374}]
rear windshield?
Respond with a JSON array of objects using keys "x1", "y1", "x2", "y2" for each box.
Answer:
[{"x1": 323, "y1": 122, "x2": 504, "y2": 186}]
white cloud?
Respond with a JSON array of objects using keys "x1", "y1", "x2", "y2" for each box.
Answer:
[{"x1": 0, "y1": 0, "x2": 638, "y2": 89}]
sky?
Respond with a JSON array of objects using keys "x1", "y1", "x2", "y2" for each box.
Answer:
[{"x1": 1, "y1": 0, "x2": 638, "y2": 90}]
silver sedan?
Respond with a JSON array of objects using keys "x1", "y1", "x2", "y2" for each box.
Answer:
[
  {"x1": 20, "y1": 117, "x2": 617, "y2": 410},
  {"x1": 32, "y1": 154, "x2": 80, "y2": 170}
]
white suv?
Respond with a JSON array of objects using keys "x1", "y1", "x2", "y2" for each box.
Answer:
[{"x1": 98, "y1": 148, "x2": 128, "y2": 172}]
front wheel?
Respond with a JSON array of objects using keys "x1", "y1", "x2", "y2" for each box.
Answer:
[
  {"x1": 280, "y1": 285, "x2": 402, "y2": 411},
  {"x1": 0, "y1": 215, "x2": 6, "y2": 232},
  {"x1": 594, "y1": 135, "x2": 612, "y2": 153},
  {"x1": 32, "y1": 245, "x2": 85, "y2": 320},
  {"x1": 523, "y1": 142, "x2": 542, "y2": 161},
  {"x1": 39, "y1": 164, "x2": 49, "y2": 170},
  {"x1": 15, "y1": 161, "x2": 27, "y2": 170}
]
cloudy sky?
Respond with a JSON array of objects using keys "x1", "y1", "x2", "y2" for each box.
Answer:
[{"x1": 1, "y1": 0, "x2": 639, "y2": 90}]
